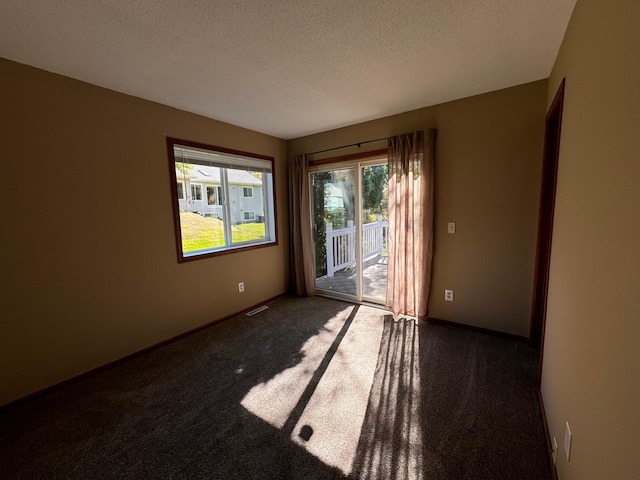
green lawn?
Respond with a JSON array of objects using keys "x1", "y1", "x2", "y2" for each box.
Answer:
[{"x1": 180, "y1": 212, "x2": 265, "y2": 252}]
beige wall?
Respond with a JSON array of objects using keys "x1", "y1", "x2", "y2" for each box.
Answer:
[
  {"x1": 541, "y1": 0, "x2": 640, "y2": 478},
  {"x1": 289, "y1": 81, "x2": 547, "y2": 337},
  {"x1": 0, "y1": 59, "x2": 289, "y2": 406}
]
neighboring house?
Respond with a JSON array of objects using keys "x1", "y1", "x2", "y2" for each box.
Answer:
[
  {"x1": 175, "y1": 165, "x2": 264, "y2": 224},
  {"x1": 324, "y1": 183, "x2": 345, "y2": 211}
]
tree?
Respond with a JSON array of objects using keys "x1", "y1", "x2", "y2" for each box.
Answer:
[
  {"x1": 175, "y1": 162, "x2": 193, "y2": 175},
  {"x1": 362, "y1": 165, "x2": 388, "y2": 222},
  {"x1": 362, "y1": 165, "x2": 387, "y2": 209},
  {"x1": 311, "y1": 166, "x2": 387, "y2": 277}
]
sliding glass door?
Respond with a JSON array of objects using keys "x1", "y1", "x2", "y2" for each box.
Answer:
[
  {"x1": 360, "y1": 164, "x2": 388, "y2": 301},
  {"x1": 311, "y1": 167, "x2": 358, "y2": 297},
  {"x1": 310, "y1": 158, "x2": 388, "y2": 304}
]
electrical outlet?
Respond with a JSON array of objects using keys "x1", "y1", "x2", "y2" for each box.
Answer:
[
  {"x1": 447, "y1": 222, "x2": 456, "y2": 234},
  {"x1": 552, "y1": 437, "x2": 558, "y2": 466},
  {"x1": 445, "y1": 289, "x2": 454, "y2": 302},
  {"x1": 238, "y1": 282, "x2": 245, "y2": 293},
  {"x1": 564, "y1": 422, "x2": 572, "y2": 461}
]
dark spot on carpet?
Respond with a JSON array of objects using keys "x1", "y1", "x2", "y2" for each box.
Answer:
[{"x1": 299, "y1": 425, "x2": 314, "y2": 441}]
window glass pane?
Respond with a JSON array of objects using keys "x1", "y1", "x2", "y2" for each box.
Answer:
[
  {"x1": 311, "y1": 168, "x2": 357, "y2": 297},
  {"x1": 230, "y1": 169, "x2": 266, "y2": 244},
  {"x1": 177, "y1": 182, "x2": 184, "y2": 199},
  {"x1": 206, "y1": 186, "x2": 219, "y2": 205},
  {"x1": 176, "y1": 168, "x2": 225, "y2": 253}
]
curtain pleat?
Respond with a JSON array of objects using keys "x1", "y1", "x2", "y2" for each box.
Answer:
[
  {"x1": 386, "y1": 130, "x2": 436, "y2": 319},
  {"x1": 288, "y1": 154, "x2": 316, "y2": 296}
]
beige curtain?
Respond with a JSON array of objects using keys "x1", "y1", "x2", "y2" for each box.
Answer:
[
  {"x1": 288, "y1": 154, "x2": 316, "y2": 296},
  {"x1": 386, "y1": 130, "x2": 436, "y2": 319}
]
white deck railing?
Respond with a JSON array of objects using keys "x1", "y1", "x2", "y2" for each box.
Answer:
[{"x1": 326, "y1": 216, "x2": 388, "y2": 277}]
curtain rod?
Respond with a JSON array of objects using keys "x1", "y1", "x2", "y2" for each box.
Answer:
[{"x1": 306, "y1": 136, "x2": 388, "y2": 157}]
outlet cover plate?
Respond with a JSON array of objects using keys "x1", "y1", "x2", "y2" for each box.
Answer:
[
  {"x1": 447, "y1": 222, "x2": 456, "y2": 234},
  {"x1": 445, "y1": 289, "x2": 454, "y2": 302},
  {"x1": 552, "y1": 437, "x2": 558, "y2": 466},
  {"x1": 564, "y1": 422, "x2": 572, "y2": 461}
]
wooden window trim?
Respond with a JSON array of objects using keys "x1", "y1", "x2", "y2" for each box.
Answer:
[{"x1": 166, "y1": 137, "x2": 278, "y2": 263}]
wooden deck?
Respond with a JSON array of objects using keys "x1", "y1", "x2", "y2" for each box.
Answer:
[{"x1": 315, "y1": 254, "x2": 387, "y2": 301}]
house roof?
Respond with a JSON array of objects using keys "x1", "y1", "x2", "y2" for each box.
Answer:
[
  {"x1": 0, "y1": 1, "x2": 577, "y2": 139},
  {"x1": 175, "y1": 165, "x2": 262, "y2": 186}
]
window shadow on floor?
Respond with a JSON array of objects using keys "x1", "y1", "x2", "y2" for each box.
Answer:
[
  {"x1": 350, "y1": 317, "x2": 552, "y2": 480},
  {"x1": 0, "y1": 296, "x2": 355, "y2": 480}
]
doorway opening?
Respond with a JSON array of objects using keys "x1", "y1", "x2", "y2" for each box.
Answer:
[{"x1": 309, "y1": 153, "x2": 389, "y2": 304}]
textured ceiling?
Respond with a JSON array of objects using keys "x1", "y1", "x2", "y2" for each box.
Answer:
[{"x1": 0, "y1": 0, "x2": 576, "y2": 140}]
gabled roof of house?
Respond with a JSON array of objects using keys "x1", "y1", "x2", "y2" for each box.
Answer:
[{"x1": 175, "y1": 165, "x2": 262, "y2": 186}]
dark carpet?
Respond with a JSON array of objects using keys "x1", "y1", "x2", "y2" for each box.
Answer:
[{"x1": 0, "y1": 295, "x2": 551, "y2": 479}]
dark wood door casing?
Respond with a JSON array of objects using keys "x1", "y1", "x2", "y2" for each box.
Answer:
[{"x1": 530, "y1": 79, "x2": 565, "y2": 352}]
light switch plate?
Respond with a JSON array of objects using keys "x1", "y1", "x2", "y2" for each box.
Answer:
[{"x1": 447, "y1": 222, "x2": 456, "y2": 234}]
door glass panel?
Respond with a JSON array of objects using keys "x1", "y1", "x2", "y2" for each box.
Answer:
[
  {"x1": 311, "y1": 168, "x2": 357, "y2": 297},
  {"x1": 361, "y1": 164, "x2": 388, "y2": 301}
]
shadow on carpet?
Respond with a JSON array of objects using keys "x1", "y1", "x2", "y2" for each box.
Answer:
[{"x1": 0, "y1": 296, "x2": 551, "y2": 480}]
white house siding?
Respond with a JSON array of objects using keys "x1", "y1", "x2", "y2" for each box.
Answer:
[
  {"x1": 176, "y1": 167, "x2": 264, "y2": 224},
  {"x1": 229, "y1": 184, "x2": 264, "y2": 224}
]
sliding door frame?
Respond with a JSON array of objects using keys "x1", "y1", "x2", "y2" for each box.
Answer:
[{"x1": 308, "y1": 151, "x2": 388, "y2": 304}]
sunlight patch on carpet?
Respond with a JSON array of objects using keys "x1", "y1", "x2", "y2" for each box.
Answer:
[
  {"x1": 289, "y1": 306, "x2": 385, "y2": 475},
  {"x1": 240, "y1": 307, "x2": 352, "y2": 429}
]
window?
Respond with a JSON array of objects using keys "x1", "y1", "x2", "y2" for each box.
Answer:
[
  {"x1": 207, "y1": 185, "x2": 222, "y2": 205},
  {"x1": 177, "y1": 182, "x2": 184, "y2": 199},
  {"x1": 168, "y1": 138, "x2": 277, "y2": 262},
  {"x1": 191, "y1": 184, "x2": 202, "y2": 201}
]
